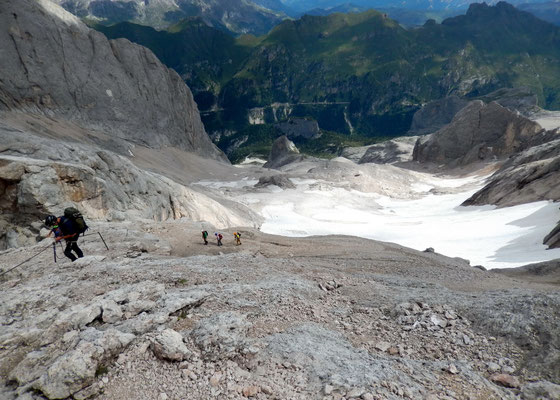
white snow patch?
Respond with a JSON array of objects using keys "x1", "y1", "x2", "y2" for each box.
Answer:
[
  {"x1": 238, "y1": 157, "x2": 267, "y2": 165},
  {"x1": 252, "y1": 177, "x2": 560, "y2": 269}
]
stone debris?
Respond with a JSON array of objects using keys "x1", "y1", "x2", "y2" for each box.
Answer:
[
  {"x1": 319, "y1": 280, "x2": 343, "y2": 292},
  {"x1": 490, "y1": 373, "x2": 521, "y2": 389},
  {"x1": 1, "y1": 224, "x2": 558, "y2": 400},
  {"x1": 150, "y1": 329, "x2": 192, "y2": 362}
]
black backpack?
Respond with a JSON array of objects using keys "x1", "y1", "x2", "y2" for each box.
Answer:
[{"x1": 64, "y1": 207, "x2": 88, "y2": 234}]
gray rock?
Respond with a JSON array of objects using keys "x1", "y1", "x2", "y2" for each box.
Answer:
[
  {"x1": 477, "y1": 87, "x2": 539, "y2": 116},
  {"x1": 100, "y1": 300, "x2": 123, "y2": 324},
  {"x1": 409, "y1": 88, "x2": 538, "y2": 136},
  {"x1": 150, "y1": 329, "x2": 191, "y2": 362},
  {"x1": 274, "y1": 118, "x2": 321, "y2": 140},
  {"x1": 190, "y1": 312, "x2": 251, "y2": 360},
  {"x1": 264, "y1": 136, "x2": 304, "y2": 169},
  {"x1": 254, "y1": 175, "x2": 296, "y2": 189},
  {"x1": 0, "y1": 0, "x2": 225, "y2": 161},
  {"x1": 413, "y1": 101, "x2": 545, "y2": 167},
  {"x1": 357, "y1": 137, "x2": 417, "y2": 164},
  {"x1": 544, "y1": 221, "x2": 560, "y2": 249},
  {"x1": 463, "y1": 138, "x2": 560, "y2": 207}
]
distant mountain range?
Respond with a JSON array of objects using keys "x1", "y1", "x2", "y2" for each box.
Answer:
[
  {"x1": 518, "y1": 1, "x2": 560, "y2": 25},
  {"x1": 53, "y1": 0, "x2": 286, "y2": 34},
  {"x1": 54, "y1": 0, "x2": 560, "y2": 38},
  {"x1": 280, "y1": 0, "x2": 558, "y2": 12},
  {"x1": 96, "y1": 2, "x2": 560, "y2": 141}
]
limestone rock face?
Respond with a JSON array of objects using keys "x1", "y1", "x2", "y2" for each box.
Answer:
[
  {"x1": 462, "y1": 138, "x2": 560, "y2": 207},
  {"x1": 274, "y1": 118, "x2": 321, "y2": 140},
  {"x1": 409, "y1": 88, "x2": 539, "y2": 136},
  {"x1": 0, "y1": 124, "x2": 254, "y2": 250},
  {"x1": 0, "y1": 0, "x2": 225, "y2": 161},
  {"x1": 264, "y1": 135, "x2": 304, "y2": 169},
  {"x1": 413, "y1": 101, "x2": 544, "y2": 166},
  {"x1": 355, "y1": 137, "x2": 418, "y2": 165}
]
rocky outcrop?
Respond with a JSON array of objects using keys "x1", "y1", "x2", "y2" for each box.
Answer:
[
  {"x1": 0, "y1": 0, "x2": 225, "y2": 161},
  {"x1": 254, "y1": 174, "x2": 296, "y2": 189},
  {"x1": 0, "y1": 122, "x2": 254, "y2": 250},
  {"x1": 263, "y1": 135, "x2": 304, "y2": 169},
  {"x1": 477, "y1": 87, "x2": 539, "y2": 116},
  {"x1": 409, "y1": 88, "x2": 539, "y2": 136},
  {"x1": 544, "y1": 222, "x2": 560, "y2": 249},
  {"x1": 409, "y1": 95, "x2": 469, "y2": 135},
  {"x1": 413, "y1": 101, "x2": 545, "y2": 167},
  {"x1": 355, "y1": 137, "x2": 418, "y2": 164},
  {"x1": 274, "y1": 118, "x2": 321, "y2": 140},
  {"x1": 462, "y1": 137, "x2": 560, "y2": 207}
]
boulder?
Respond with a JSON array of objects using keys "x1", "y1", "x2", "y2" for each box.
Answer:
[
  {"x1": 150, "y1": 329, "x2": 191, "y2": 362},
  {"x1": 489, "y1": 373, "x2": 521, "y2": 388},
  {"x1": 413, "y1": 101, "x2": 544, "y2": 167},
  {"x1": 264, "y1": 136, "x2": 304, "y2": 169},
  {"x1": 254, "y1": 175, "x2": 296, "y2": 189}
]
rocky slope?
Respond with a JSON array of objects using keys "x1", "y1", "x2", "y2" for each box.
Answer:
[
  {"x1": 412, "y1": 101, "x2": 545, "y2": 167},
  {"x1": 462, "y1": 137, "x2": 560, "y2": 207},
  {"x1": 0, "y1": 117, "x2": 259, "y2": 251},
  {"x1": 0, "y1": 0, "x2": 224, "y2": 161},
  {"x1": 1, "y1": 221, "x2": 559, "y2": 400}
]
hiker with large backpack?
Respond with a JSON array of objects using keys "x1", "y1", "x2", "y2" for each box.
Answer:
[
  {"x1": 45, "y1": 207, "x2": 88, "y2": 262},
  {"x1": 202, "y1": 230, "x2": 209, "y2": 245},
  {"x1": 215, "y1": 232, "x2": 223, "y2": 246},
  {"x1": 234, "y1": 232, "x2": 242, "y2": 245}
]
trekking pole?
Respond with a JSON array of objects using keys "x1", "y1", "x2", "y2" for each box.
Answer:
[
  {"x1": 0, "y1": 243, "x2": 52, "y2": 278},
  {"x1": 53, "y1": 242, "x2": 57, "y2": 263},
  {"x1": 98, "y1": 232, "x2": 109, "y2": 250}
]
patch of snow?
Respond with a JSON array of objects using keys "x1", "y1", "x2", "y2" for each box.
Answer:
[
  {"x1": 254, "y1": 178, "x2": 560, "y2": 269},
  {"x1": 238, "y1": 157, "x2": 266, "y2": 165}
]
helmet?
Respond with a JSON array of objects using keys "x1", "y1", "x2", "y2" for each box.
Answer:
[{"x1": 45, "y1": 215, "x2": 57, "y2": 227}]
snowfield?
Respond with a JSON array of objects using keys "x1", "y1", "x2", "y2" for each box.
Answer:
[{"x1": 198, "y1": 172, "x2": 560, "y2": 269}]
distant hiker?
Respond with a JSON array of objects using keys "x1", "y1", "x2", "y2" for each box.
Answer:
[
  {"x1": 215, "y1": 232, "x2": 223, "y2": 246},
  {"x1": 234, "y1": 232, "x2": 242, "y2": 245},
  {"x1": 45, "y1": 207, "x2": 88, "y2": 262},
  {"x1": 202, "y1": 230, "x2": 209, "y2": 245}
]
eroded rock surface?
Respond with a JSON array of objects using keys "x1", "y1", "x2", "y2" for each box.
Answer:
[
  {"x1": 413, "y1": 101, "x2": 545, "y2": 167},
  {"x1": 0, "y1": 0, "x2": 224, "y2": 161},
  {"x1": 462, "y1": 138, "x2": 560, "y2": 207},
  {"x1": 264, "y1": 135, "x2": 304, "y2": 169},
  {"x1": 1, "y1": 222, "x2": 558, "y2": 400}
]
